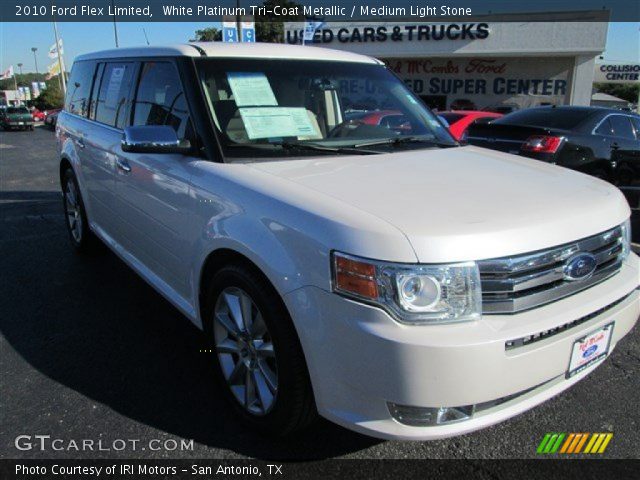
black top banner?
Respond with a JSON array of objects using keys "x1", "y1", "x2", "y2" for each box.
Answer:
[{"x1": 1, "y1": 0, "x2": 639, "y2": 22}]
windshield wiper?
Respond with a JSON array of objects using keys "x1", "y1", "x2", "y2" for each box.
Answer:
[
  {"x1": 353, "y1": 136, "x2": 455, "y2": 149},
  {"x1": 279, "y1": 141, "x2": 378, "y2": 155}
]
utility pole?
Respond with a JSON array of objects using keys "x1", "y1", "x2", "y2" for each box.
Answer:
[
  {"x1": 112, "y1": 0, "x2": 119, "y2": 47},
  {"x1": 31, "y1": 47, "x2": 38, "y2": 75},
  {"x1": 52, "y1": 19, "x2": 66, "y2": 93},
  {"x1": 236, "y1": 0, "x2": 242, "y2": 42}
]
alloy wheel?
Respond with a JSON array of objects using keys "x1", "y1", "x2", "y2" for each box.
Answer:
[
  {"x1": 64, "y1": 179, "x2": 83, "y2": 243},
  {"x1": 213, "y1": 287, "x2": 278, "y2": 415}
]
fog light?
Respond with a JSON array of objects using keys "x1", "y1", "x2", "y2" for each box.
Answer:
[{"x1": 388, "y1": 403, "x2": 475, "y2": 426}]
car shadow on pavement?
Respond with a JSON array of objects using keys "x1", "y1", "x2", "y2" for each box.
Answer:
[{"x1": 0, "y1": 191, "x2": 381, "y2": 460}]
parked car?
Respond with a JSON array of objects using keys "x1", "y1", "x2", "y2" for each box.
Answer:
[
  {"x1": 350, "y1": 110, "x2": 412, "y2": 133},
  {"x1": 466, "y1": 106, "x2": 640, "y2": 184},
  {"x1": 44, "y1": 110, "x2": 60, "y2": 129},
  {"x1": 439, "y1": 110, "x2": 502, "y2": 140},
  {"x1": 31, "y1": 108, "x2": 46, "y2": 122},
  {"x1": 57, "y1": 44, "x2": 638, "y2": 441},
  {"x1": 0, "y1": 106, "x2": 34, "y2": 130}
]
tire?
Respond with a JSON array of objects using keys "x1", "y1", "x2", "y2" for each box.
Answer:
[
  {"x1": 203, "y1": 263, "x2": 317, "y2": 436},
  {"x1": 61, "y1": 167, "x2": 99, "y2": 253}
]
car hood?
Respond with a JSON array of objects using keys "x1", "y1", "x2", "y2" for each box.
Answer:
[{"x1": 248, "y1": 145, "x2": 630, "y2": 262}]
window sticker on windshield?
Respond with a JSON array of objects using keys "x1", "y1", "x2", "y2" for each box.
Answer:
[
  {"x1": 239, "y1": 107, "x2": 317, "y2": 139},
  {"x1": 227, "y1": 73, "x2": 278, "y2": 107}
]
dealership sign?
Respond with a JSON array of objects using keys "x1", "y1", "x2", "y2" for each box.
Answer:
[
  {"x1": 594, "y1": 63, "x2": 640, "y2": 84},
  {"x1": 286, "y1": 23, "x2": 490, "y2": 44}
]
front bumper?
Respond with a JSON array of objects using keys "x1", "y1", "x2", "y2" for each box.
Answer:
[{"x1": 284, "y1": 254, "x2": 640, "y2": 440}]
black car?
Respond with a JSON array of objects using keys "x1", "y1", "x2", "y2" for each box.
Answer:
[{"x1": 465, "y1": 106, "x2": 640, "y2": 185}]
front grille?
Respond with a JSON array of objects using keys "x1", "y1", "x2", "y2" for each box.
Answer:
[{"x1": 479, "y1": 226, "x2": 625, "y2": 314}]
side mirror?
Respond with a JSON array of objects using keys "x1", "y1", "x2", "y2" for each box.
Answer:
[{"x1": 121, "y1": 125, "x2": 193, "y2": 155}]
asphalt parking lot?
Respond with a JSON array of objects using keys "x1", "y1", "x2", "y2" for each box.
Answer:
[{"x1": 1, "y1": 125, "x2": 639, "y2": 460}]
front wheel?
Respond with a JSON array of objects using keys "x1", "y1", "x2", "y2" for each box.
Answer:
[{"x1": 203, "y1": 264, "x2": 317, "y2": 436}]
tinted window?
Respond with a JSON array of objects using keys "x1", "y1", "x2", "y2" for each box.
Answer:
[
  {"x1": 65, "y1": 61, "x2": 96, "y2": 116},
  {"x1": 7, "y1": 107, "x2": 29, "y2": 114},
  {"x1": 440, "y1": 113, "x2": 465, "y2": 124},
  {"x1": 495, "y1": 108, "x2": 593, "y2": 130},
  {"x1": 132, "y1": 62, "x2": 190, "y2": 140},
  {"x1": 594, "y1": 118, "x2": 613, "y2": 136},
  {"x1": 94, "y1": 62, "x2": 136, "y2": 128},
  {"x1": 631, "y1": 117, "x2": 640, "y2": 139},
  {"x1": 609, "y1": 115, "x2": 635, "y2": 140}
]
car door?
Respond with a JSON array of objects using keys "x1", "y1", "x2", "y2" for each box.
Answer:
[
  {"x1": 608, "y1": 115, "x2": 640, "y2": 186},
  {"x1": 80, "y1": 61, "x2": 137, "y2": 241},
  {"x1": 113, "y1": 60, "x2": 197, "y2": 300}
]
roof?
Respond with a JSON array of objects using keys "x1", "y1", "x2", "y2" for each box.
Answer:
[{"x1": 74, "y1": 42, "x2": 382, "y2": 65}]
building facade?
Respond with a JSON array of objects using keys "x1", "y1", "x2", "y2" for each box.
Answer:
[{"x1": 285, "y1": 11, "x2": 608, "y2": 111}]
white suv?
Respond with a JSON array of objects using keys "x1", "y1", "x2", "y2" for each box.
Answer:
[{"x1": 57, "y1": 43, "x2": 639, "y2": 440}]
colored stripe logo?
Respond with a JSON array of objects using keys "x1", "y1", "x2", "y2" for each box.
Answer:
[{"x1": 537, "y1": 433, "x2": 613, "y2": 454}]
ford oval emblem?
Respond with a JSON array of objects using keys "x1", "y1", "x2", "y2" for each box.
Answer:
[
  {"x1": 583, "y1": 345, "x2": 598, "y2": 358},
  {"x1": 563, "y1": 253, "x2": 597, "y2": 281}
]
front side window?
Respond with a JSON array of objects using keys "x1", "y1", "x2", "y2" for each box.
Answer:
[
  {"x1": 65, "y1": 61, "x2": 96, "y2": 116},
  {"x1": 132, "y1": 62, "x2": 191, "y2": 140},
  {"x1": 94, "y1": 62, "x2": 136, "y2": 129},
  {"x1": 197, "y1": 58, "x2": 456, "y2": 159}
]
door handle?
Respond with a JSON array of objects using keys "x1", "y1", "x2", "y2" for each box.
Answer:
[
  {"x1": 76, "y1": 138, "x2": 86, "y2": 149},
  {"x1": 116, "y1": 158, "x2": 131, "y2": 173}
]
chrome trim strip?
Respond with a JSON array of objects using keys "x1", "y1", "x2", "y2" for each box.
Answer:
[{"x1": 504, "y1": 291, "x2": 634, "y2": 350}]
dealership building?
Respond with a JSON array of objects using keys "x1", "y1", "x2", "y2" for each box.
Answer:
[{"x1": 285, "y1": 11, "x2": 609, "y2": 111}]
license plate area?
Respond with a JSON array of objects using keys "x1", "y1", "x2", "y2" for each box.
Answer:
[{"x1": 566, "y1": 323, "x2": 614, "y2": 378}]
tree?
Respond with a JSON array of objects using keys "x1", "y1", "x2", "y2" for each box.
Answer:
[
  {"x1": 593, "y1": 83, "x2": 639, "y2": 104},
  {"x1": 256, "y1": 0, "x2": 303, "y2": 43},
  {"x1": 190, "y1": 27, "x2": 222, "y2": 42},
  {"x1": 33, "y1": 83, "x2": 64, "y2": 110}
]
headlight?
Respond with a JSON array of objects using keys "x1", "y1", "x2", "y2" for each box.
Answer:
[
  {"x1": 621, "y1": 218, "x2": 631, "y2": 260},
  {"x1": 332, "y1": 252, "x2": 481, "y2": 325}
]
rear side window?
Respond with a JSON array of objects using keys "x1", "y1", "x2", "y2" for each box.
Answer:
[
  {"x1": 594, "y1": 118, "x2": 613, "y2": 136},
  {"x1": 65, "y1": 61, "x2": 96, "y2": 116},
  {"x1": 132, "y1": 62, "x2": 191, "y2": 140},
  {"x1": 94, "y1": 62, "x2": 136, "y2": 128},
  {"x1": 495, "y1": 108, "x2": 592, "y2": 130},
  {"x1": 608, "y1": 115, "x2": 635, "y2": 140}
]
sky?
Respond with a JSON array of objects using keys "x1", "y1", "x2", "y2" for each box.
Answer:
[{"x1": 0, "y1": 21, "x2": 638, "y2": 74}]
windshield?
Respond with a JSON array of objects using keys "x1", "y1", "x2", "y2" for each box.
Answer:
[
  {"x1": 197, "y1": 58, "x2": 456, "y2": 159},
  {"x1": 7, "y1": 107, "x2": 28, "y2": 114}
]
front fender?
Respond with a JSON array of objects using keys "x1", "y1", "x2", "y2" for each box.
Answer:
[{"x1": 187, "y1": 160, "x2": 417, "y2": 329}]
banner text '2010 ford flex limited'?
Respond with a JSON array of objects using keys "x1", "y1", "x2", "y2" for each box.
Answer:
[{"x1": 57, "y1": 44, "x2": 639, "y2": 440}]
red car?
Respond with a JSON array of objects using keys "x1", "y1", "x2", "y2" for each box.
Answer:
[
  {"x1": 439, "y1": 110, "x2": 502, "y2": 140},
  {"x1": 348, "y1": 110, "x2": 412, "y2": 133},
  {"x1": 31, "y1": 108, "x2": 46, "y2": 121}
]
